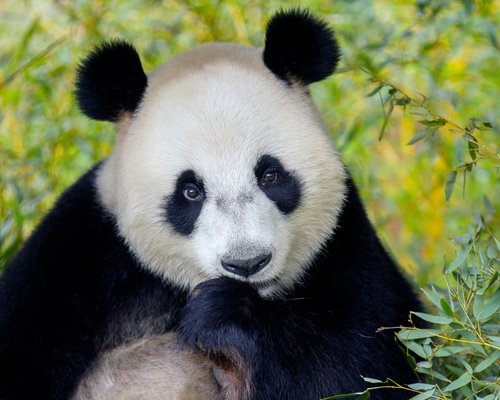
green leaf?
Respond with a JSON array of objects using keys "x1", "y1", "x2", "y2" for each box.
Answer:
[
  {"x1": 483, "y1": 196, "x2": 494, "y2": 214},
  {"x1": 398, "y1": 329, "x2": 440, "y2": 341},
  {"x1": 416, "y1": 367, "x2": 450, "y2": 382},
  {"x1": 421, "y1": 286, "x2": 442, "y2": 309},
  {"x1": 486, "y1": 245, "x2": 497, "y2": 259},
  {"x1": 477, "y1": 272, "x2": 498, "y2": 295},
  {"x1": 8, "y1": 18, "x2": 40, "y2": 66},
  {"x1": 445, "y1": 243, "x2": 472, "y2": 274},
  {"x1": 444, "y1": 171, "x2": 457, "y2": 201},
  {"x1": 462, "y1": 168, "x2": 467, "y2": 198},
  {"x1": 407, "y1": 131, "x2": 431, "y2": 145},
  {"x1": 460, "y1": 359, "x2": 473, "y2": 374},
  {"x1": 407, "y1": 383, "x2": 435, "y2": 391},
  {"x1": 378, "y1": 100, "x2": 394, "y2": 141},
  {"x1": 366, "y1": 83, "x2": 385, "y2": 97},
  {"x1": 452, "y1": 232, "x2": 473, "y2": 245},
  {"x1": 443, "y1": 372, "x2": 471, "y2": 393},
  {"x1": 419, "y1": 119, "x2": 446, "y2": 127},
  {"x1": 477, "y1": 121, "x2": 493, "y2": 129},
  {"x1": 395, "y1": 97, "x2": 410, "y2": 105},
  {"x1": 474, "y1": 290, "x2": 500, "y2": 321},
  {"x1": 487, "y1": 336, "x2": 500, "y2": 345},
  {"x1": 440, "y1": 298, "x2": 454, "y2": 317},
  {"x1": 434, "y1": 346, "x2": 466, "y2": 357},
  {"x1": 410, "y1": 390, "x2": 435, "y2": 400},
  {"x1": 477, "y1": 302, "x2": 499, "y2": 321},
  {"x1": 411, "y1": 311, "x2": 453, "y2": 325},
  {"x1": 361, "y1": 377, "x2": 383, "y2": 384},
  {"x1": 488, "y1": 25, "x2": 499, "y2": 49},
  {"x1": 397, "y1": 342, "x2": 417, "y2": 370},
  {"x1": 468, "y1": 139, "x2": 478, "y2": 161},
  {"x1": 474, "y1": 350, "x2": 499, "y2": 373},
  {"x1": 416, "y1": 361, "x2": 432, "y2": 369},
  {"x1": 422, "y1": 343, "x2": 433, "y2": 358},
  {"x1": 357, "y1": 392, "x2": 370, "y2": 400},
  {"x1": 402, "y1": 340, "x2": 427, "y2": 358}
]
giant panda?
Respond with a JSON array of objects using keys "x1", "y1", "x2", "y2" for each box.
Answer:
[{"x1": 0, "y1": 9, "x2": 421, "y2": 400}]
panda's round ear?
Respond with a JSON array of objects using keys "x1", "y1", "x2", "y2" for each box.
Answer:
[
  {"x1": 263, "y1": 9, "x2": 340, "y2": 85},
  {"x1": 75, "y1": 40, "x2": 147, "y2": 122}
]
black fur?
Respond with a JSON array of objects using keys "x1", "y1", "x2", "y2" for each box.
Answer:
[
  {"x1": 0, "y1": 167, "x2": 188, "y2": 400},
  {"x1": 166, "y1": 170, "x2": 206, "y2": 236},
  {"x1": 255, "y1": 154, "x2": 301, "y2": 214},
  {"x1": 263, "y1": 9, "x2": 341, "y2": 85},
  {"x1": 0, "y1": 166, "x2": 420, "y2": 399},
  {"x1": 75, "y1": 41, "x2": 147, "y2": 121}
]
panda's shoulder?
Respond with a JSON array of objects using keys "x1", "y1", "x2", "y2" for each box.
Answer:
[{"x1": 1, "y1": 163, "x2": 131, "y2": 285}]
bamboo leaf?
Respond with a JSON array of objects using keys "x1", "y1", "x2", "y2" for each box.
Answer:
[
  {"x1": 402, "y1": 340, "x2": 427, "y2": 358},
  {"x1": 407, "y1": 383, "x2": 435, "y2": 391},
  {"x1": 407, "y1": 131, "x2": 431, "y2": 145},
  {"x1": 444, "y1": 171, "x2": 457, "y2": 201},
  {"x1": 421, "y1": 286, "x2": 442, "y2": 309},
  {"x1": 411, "y1": 312, "x2": 453, "y2": 325},
  {"x1": 440, "y1": 298, "x2": 454, "y2": 317},
  {"x1": 434, "y1": 346, "x2": 466, "y2": 357},
  {"x1": 468, "y1": 140, "x2": 478, "y2": 161},
  {"x1": 474, "y1": 350, "x2": 499, "y2": 373},
  {"x1": 416, "y1": 367, "x2": 450, "y2": 382},
  {"x1": 366, "y1": 83, "x2": 385, "y2": 97},
  {"x1": 477, "y1": 272, "x2": 498, "y2": 295},
  {"x1": 395, "y1": 97, "x2": 410, "y2": 105},
  {"x1": 418, "y1": 119, "x2": 445, "y2": 127},
  {"x1": 442, "y1": 372, "x2": 471, "y2": 393},
  {"x1": 398, "y1": 329, "x2": 440, "y2": 340},
  {"x1": 362, "y1": 377, "x2": 383, "y2": 384},
  {"x1": 475, "y1": 289, "x2": 500, "y2": 322},
  {"x1": 445, "y1": 243, "x2": 472, "y2": 274},
  {"x1": 410, "y1": 390, "x2": 435, "y2": 400},
  {"x1": 378, "y1": 100, "x2": 394, "y2": 141}
]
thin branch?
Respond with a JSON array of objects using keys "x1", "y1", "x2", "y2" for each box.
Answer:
[{"x1": 0, "y1": 36, "x2": 67, "y2": 89}]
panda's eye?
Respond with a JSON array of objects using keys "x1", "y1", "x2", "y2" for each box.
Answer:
[
  {"x1": 183, "y1": 184, "x2": 204, "y2": 201},
  {"x1": 261, "y1": 169, "x2": 278, "y2": 187}
]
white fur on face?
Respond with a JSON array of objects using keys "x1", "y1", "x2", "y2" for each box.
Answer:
[{"x1": 97, "y1": 43, "x2": 347, "y2": 296}]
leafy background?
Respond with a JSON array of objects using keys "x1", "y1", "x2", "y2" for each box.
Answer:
[{"x1": 0, "y1": 0, "x2": 498, "y2": 398}]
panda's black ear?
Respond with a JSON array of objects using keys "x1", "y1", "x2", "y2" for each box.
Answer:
[
  {"x1": 263, "y1": 9, "x2": 340, "y2": 85},
  {"x1": 75, "y1": 40, "x2": 147, "y2": 122}
]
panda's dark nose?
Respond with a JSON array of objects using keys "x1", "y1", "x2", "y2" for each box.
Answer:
[{"x1": 221, "y1": 253, "x2": 272, "y2": 277}]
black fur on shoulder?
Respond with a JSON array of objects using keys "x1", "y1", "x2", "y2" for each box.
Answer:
[
  {"x1": 75, "y1": 41, "x2": 147, "y2": 122},
  {"x1": 263, "y1": 9, "x2": 340, "y2": 85},
  {"x1": 0, "y1": 167, "x2": 187, "y2": 400}
]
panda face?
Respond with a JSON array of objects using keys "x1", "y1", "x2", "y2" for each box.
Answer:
[{"x1": 97, "y1": 44, "x2": 346, "y2": 296}]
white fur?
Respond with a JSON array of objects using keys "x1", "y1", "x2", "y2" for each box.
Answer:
[
  {"x1": 97, "y1": 43, "x2": 347, "y2": 296},
  {"x1": 73, "y1": 333, "x2": 220, "y2": 400}
]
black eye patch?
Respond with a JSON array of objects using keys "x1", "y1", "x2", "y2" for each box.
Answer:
[
  {"x1": 254, "y1": 155, "x2": 301, "y2": 214},
  {"x1": 165, "y1": 170, "x2": 205, "y2": 236}
]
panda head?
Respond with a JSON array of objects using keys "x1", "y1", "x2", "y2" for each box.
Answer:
[{"x1": 76, "y1": 10, "x2": 347, "y2": 296}]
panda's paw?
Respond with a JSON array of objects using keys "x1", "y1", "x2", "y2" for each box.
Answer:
[{"x1": 176, "y1": 277, "x2": 261, "y2": 353}]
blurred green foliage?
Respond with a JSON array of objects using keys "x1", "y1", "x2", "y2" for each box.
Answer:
[{"x1": 0, "y1": 0, "x2": 499, "y2": 288}]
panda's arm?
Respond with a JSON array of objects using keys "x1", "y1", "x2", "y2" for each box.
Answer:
[{"x1": 176, "y1": 278, "x2": 392, "y2": 400}]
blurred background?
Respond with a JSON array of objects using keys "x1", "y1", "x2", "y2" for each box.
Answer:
[{"x1": 0, "y1": 0, "x2": 498, "y2": 285}]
